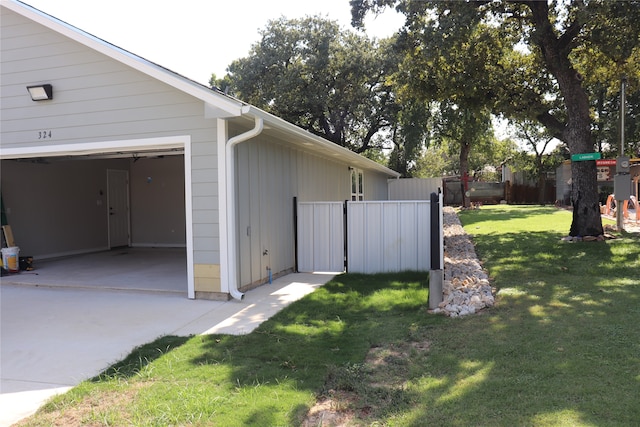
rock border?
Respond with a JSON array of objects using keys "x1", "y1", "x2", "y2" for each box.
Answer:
[{"x1": 431, "y1": 207, "x2": 495, "y2": 317}]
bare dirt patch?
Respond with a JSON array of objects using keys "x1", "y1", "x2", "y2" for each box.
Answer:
[
  {"x1": 301, "y1": 340, "x2": 431, "y2": 426},
  {"x1": 13, "y1": 383, "x2": 143, "y2": 427},
  {"x1": 302, "y1": 390, "x2": 358, "y2": 427}
]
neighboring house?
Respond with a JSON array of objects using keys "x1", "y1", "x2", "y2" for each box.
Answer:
[
  {"x1": 556, "y1": 159, "x2": 640, "y2": 206},
  {"x1": 0, "y1": 1, "x2": 400, "y2": 299}
]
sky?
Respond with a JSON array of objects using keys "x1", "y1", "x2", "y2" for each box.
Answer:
[{"x1": 24, "y1": 0, "x2": 405, "y2": 86}]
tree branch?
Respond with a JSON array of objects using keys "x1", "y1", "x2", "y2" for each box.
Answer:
[
  {"x1": 535, "y1": 111, "x2": 565, "y2": 142},
  {"x1": 558, "y1": 19, "x2": 582, "y2": 55}
]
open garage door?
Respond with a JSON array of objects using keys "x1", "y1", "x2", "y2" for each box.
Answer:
[{"x1": 0, "y1": 138, "x2": 194, "y2": 296}]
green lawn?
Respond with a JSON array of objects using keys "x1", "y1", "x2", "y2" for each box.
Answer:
[{"x1": 19, "y1": 205, "x2": 640, "y2": 426}]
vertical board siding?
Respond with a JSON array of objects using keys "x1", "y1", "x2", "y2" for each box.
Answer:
[
  {"x1": 388, "y1": 178, "x2": 442, "y2": 200},
  {"x1": 299, "y1": 201, "x2": 434, "y2": 275},
  {"x1": 234, "y1": 135, "x2": 391, "y2": 286},
  {"x1": 297, "y1": 202, "x2": 344, "y2": 273},
  {"x1": 365, "y1": 172, "x2": 391, "y2": 200},
  {"x1": 347, "y1": 201, "x2": 431, "y2": 274}
]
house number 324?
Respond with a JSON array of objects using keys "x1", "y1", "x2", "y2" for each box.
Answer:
[{"x1": 38, "y1": 130, "x2": 52, "y2": 139}]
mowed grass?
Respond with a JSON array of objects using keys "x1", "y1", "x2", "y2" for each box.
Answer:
[
  {"x1": 19, "y1": 205, "x2": 640, "y2": 426},
  {"x1": 18, "y1": 272, "x2": 436, "y2": 426}
]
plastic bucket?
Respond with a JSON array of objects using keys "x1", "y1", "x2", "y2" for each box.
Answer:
[{"x1": 1, "y1": 247, "x2": 20, "y2": 273}]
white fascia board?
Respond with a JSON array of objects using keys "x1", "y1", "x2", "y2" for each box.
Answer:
[
  {"x1": 2, "y1": 0, "x2": 245, "y2": 118},
  {"x1": 246, "y1": 106, "x2": 401, "y2": 178},
  {"x1": 0, "y1": 136, "x2": 188, "y2": 159}
]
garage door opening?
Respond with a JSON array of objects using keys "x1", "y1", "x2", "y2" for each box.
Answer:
[
  {"x1": 2, "y1": 247, "x2": 187, "y2": 294},
  {"x1": 0, "y1": 138, "x2": 193, "y2": 295}
]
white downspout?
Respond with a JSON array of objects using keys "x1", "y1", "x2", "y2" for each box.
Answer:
[{"x1": 226, "y1": 116, "x2": 264, "y2": 300}]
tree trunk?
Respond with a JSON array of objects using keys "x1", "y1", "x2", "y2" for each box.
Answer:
[
  {"x1": 561, "y1": 78, "x2": 603, "y2": 237},
  {"x1": 460, "y1": 141, "x2": 471, "y2": 208},
  {"x1": 537, "y1": 172, "x2": 546, "y2": 205},
  {"x1": 527, "y1": 1, "x2": 603, "y2": 237},
  {"x1": 569, "y1": 161, "x2": 602, "y2": 236}
]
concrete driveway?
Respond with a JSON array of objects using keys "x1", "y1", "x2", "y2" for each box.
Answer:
[{"x1": 0, "y1": 272, "x2": 335, "y2": 426}]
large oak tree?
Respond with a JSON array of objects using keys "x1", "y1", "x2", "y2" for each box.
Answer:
[
  {"x1": 213, "y1": 16, "x2": 400, "y2": 156},
  {"x1": 352, "y1": 0, "x2": 640, "y2": 237}
]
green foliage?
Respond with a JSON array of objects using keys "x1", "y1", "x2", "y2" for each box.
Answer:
[
  {"x1": 414, "y1": 124, "x2": 517, "y2": 180},
  {"x1": 386, "y1": 94, "x2": 433, "y2": 177},
  {"x1": 351, "y1": 0, "x2": 640, "y2": 235},
  {"x1": 508, "y1": 119, "x2": 567, "y2": 202},
  {"x1": 213, "y1": 16, "x2": 437, "y2": 176},
  {"x1": 572, "y1": 1, "x2": 640, "y2": 157},
  {"x1": 413, "y1": 144, "x2": 455, "y2": 178},
  {"x1": 218, "y1": 16, "x2": 396, "y2": 155}
]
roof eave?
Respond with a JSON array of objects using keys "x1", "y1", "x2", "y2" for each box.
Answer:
[
  {"x1": 246, "y1": 106, "x2": 401, "y2": 178},
  {"x1": 2, "y1": 0, "x2": 245, "y2": 118},
  {"x1": 3, "y1": 0, "x2": 400, "y2": 178}
]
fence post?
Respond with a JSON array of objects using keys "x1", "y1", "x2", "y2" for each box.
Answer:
[
  {"x1": 344, "y1": 200, "x2": 348, "y2": 273},
  {"x1": 293, "y1": 197, "x2": 298, "y2": 273},
  {"x1": 429, "y1": 192, "x2": 444, "y2": 310}
]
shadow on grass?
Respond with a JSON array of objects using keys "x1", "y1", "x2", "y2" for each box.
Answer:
[
  {"x1": 400, "y1": 225, "x2": 640, "y2": 425},
  {"x1": 228, "y1": 227, "x2": 638, "y2": 425},
  {"x1": 191, "y1": 272, "x2": 436, "y2": 424},
  {"x1": 184, "y1": 230, "x2": 640, "y2": 426},
  {"x1": 90, "y1": 335, "x2": 191, "y2": 381},
  {"x1": 75, "y1": 224, "x2": 640, "y2": 426}
]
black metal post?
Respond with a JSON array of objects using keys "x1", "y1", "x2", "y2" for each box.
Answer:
[
  {"x1": 428, "y1": 191, "x2": 444, "y2": 310},
  {"x1": 293, "y1": 197, "x2": 298, "y2": 273},
  {"x1": 430, "y1": 192, "x2": 440, "y2": 270},
  {"x1": 343, "y1": 200, "x2": 348, "y2": 272}
]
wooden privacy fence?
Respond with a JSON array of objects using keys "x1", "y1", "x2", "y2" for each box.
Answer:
[{"x1": 296, "y1": 195, "x2": 443, "y2": 274}]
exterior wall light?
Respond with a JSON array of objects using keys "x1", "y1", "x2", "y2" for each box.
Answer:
[{"x1": 27, "y1": 84, "x2": 53, "y2": 101}]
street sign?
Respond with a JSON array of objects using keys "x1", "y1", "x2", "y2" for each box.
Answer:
[
  {"x1": 596, "y1": 159, "x2": 616, "y2": 166},
  {"x1": 571, "y1": 152, "x2": 601, "y2": 162}
]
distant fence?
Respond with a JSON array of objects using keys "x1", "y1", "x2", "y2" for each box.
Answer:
[
  {"x1": 389, "y1": 177, "x2": 555, "y2": 205},
  {"x1": 444, "y1": 181, "x2": 505, "y2": 205},
  {"x1": 509, "y1": 182, "x2": 556, "y2": 204}
]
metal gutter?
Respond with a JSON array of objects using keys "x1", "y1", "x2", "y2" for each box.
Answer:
[{"x1": 224, "y1": 116, "x2": 264, "y2": 300}]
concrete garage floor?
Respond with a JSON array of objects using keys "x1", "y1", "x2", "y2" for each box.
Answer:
[
  {"x1": 1, "y1": 248, "x2": 188, "y2": 294},
  {"x1": 0, "y1": 255, "x2": 336, "y2": 426}
]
